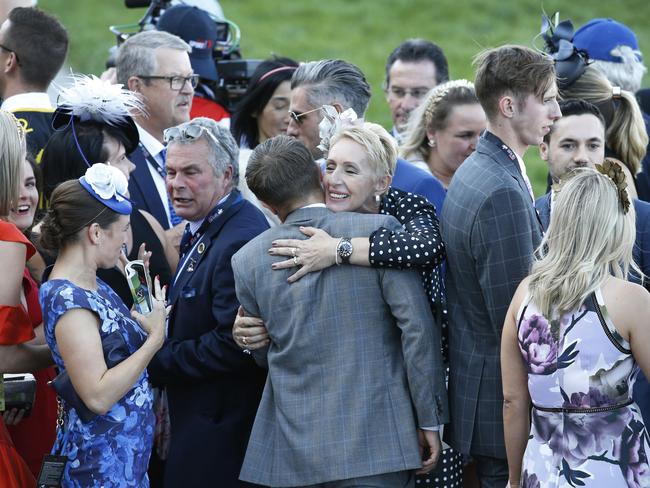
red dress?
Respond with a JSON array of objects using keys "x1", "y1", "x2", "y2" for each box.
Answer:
[
  {"x1": 6, "y1": 268, "x2": 57, "y2": 477},
  {"x1": 0, "y1": 220, "x2": 38, "y2": 487}
]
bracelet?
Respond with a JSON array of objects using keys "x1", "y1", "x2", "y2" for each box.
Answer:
[{"x1": 335, "y1": 237, "x2": 342, "y2": 265}]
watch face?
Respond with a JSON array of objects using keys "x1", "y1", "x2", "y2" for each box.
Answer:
[{"x1": 339, "y1": 239, "x2": 353, "y2": 258}]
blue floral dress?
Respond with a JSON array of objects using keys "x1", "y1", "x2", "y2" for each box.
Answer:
[
  {"x1": 517, "y1": 289, "x2": 650, "y2": 487},
  {"x1": 40, "y1": 278, "x2": 155, "y2": 487}
]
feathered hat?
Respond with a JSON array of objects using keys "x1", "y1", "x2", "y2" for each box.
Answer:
[{"x1": 52, "y1": 75, "x2": 144, "y2": 154}]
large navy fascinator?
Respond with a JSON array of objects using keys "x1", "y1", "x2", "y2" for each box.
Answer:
[
  {"x1": 79, "y1": 163, "x2": 132, "y2": 215},
  {"x1": 540, "y1": 13, "x2": 590, "y2": 89}
]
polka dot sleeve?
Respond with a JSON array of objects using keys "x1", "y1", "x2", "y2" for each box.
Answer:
[{"x1": 369, "y1": 187, "x2": 446, "y2": 269}]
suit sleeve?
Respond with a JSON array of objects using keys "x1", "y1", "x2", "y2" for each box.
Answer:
[
  {"x1": 232, "y1": 250, "x2": 269, "y2": 369},
  {"x1": 471, "y1": 186, "x2": 536, "y2": 339},
  {"x1": 379, "y1": 266, "x2": 449, "y2": 427},
  {"x1": 148, "y1": 237, "x2": 260, "y2": 384}
]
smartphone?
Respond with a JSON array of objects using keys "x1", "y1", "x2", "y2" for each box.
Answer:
[{"x1": 125, "y1": 260, "x2": 153, "y2": 315}]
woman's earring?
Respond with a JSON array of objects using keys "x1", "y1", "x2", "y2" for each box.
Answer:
[
  {"x1": 375, "y1": 194, "x2": 381, "y2": 204},
  {"x1": 428, "y1": 139, "x2": 436, "y2": 148}
]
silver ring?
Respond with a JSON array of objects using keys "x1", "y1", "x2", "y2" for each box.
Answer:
[
  {"x1": 242, "y1": 336, "x2": 248, "y2": 346},
  {"x1": 293, "y1": 256, "x2": 299, "y2": 266},
  {"x1": 291, "y1": 247, "x2": 297, "y2": 257}
]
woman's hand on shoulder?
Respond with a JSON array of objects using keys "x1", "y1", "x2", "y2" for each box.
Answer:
[
  {"x1": 269, "y1": 226, "x2": 338, "y2": 283},
  {"x1": 232, "y1": 306, "x2": 269, "y2": 350},
  {"x1": 131, "y1": 276, "x2": 167, "y2": 349}
]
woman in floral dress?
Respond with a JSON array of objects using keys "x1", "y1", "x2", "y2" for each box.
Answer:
[
  {"x1": 39, "y1": 164, "x2": 167, "y2": 487},
  {"x1": 501, "y1": 167, "x2": 650, "y2": 487}
]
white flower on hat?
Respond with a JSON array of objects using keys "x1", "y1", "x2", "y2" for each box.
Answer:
[
  {"x1": 85, "y1": 163, "x2": 128, "y2": 202},
  {"x1": 317, "y1": 105, "x2": 360, "y2": 154}
]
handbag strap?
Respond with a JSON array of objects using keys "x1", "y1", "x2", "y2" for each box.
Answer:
[{"x1": 54, "y1": 396, "x2": 71, "y2": 456}]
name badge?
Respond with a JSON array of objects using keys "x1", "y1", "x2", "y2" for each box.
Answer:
[{"x1": 37, "y1": 454, "x2": 68, "y2": 487}]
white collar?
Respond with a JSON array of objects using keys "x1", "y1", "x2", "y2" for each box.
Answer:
[
  {"x1": 135, "y1": 122, "x2": 165, "y2": 158},
  {"x1": 1, "y1": 92, "x2": 53, "y2": 111},
  {"x1": 301, "y1": 203, "x2": 326, "y2": 209}
]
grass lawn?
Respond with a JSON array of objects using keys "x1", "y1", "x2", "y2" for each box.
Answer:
[{"x1": 39, "y1": 0, "x2": 650, "y2": 196}]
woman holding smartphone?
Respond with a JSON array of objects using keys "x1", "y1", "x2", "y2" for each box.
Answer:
[{"x1": 39, "y1": 164, "x2": 167, "y2": 487}]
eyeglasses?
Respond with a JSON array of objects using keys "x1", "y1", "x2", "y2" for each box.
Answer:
[
  {"x1": 387, "y1": 86, "x2": 430, "y2": 100},
  {"x1": 289, "y1": 106, "x2": 323, "y2": 126},
  {"x1": 137, "y1": 74, "x2": 199, "y2": 90},
  {"x1": 164, "y1": 123, "x2": 234, "y2": 161},
  {"x1": 0, "y1": 44, "x2": 19, "y2": 64}
]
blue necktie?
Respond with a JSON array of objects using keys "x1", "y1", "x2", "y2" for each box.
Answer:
[{"x1": 159, "y1": 148, "x2": 183, "y2": 226}]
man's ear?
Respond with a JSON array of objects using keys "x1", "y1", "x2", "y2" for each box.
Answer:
[
  {"x1": 539, "y1": 141, "x2": 549, "y2": 161},
  {"x1": 222, "y1": 165, "x2": 234, "y2": 183},
  {"x1": 260, "y1": 201, "x2": 280, "y2": 216},
  {"x1": 127, "y1": 75, "x2": 142, "y2": 93},
  {"x1": 331, "y1": 103, "x2": 344, "y2": 114},
  {"x1": 2, "y1": 50, "x2": 16, "y2": 74},
  {"x1": 497, "y1": 93, "x2": 516, "y2": 119}
]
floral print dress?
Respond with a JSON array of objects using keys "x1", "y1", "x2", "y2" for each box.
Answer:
[
  {"x1": 517, "y1": 289, "x2": 649, "y2": 487},
  {"x1": 40, "y1": 278, "x2": 155, "y2": 488}
]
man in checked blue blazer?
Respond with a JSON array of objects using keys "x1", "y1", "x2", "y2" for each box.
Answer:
[
  {"x1": 440, "y1": 45, "x2": 560, "y2": 486},
  {"x1": 232, "y1": 136, "x2": 448, "y2": 488},
  {"x1": 536, "y1": 98, "x2": 650, "y2": 430}
]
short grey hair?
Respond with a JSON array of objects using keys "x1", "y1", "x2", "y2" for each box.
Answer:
[
  {"x1": 590, "y1": 46, "x2": 647, "y2": 93},
  {"x1": 167, "y1": 117, "x2": 239, "y2": 186},
  {"x1": 291, "y1": 59, "x2": 371, "y2": 116},
  {"x1": 116, "y1": 30, "x2": 191, "y2": 86}
]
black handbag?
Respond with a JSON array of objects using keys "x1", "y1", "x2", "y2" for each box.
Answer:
[{"x1": 49, "y1": 330, "x2": 130, "y2": 423}]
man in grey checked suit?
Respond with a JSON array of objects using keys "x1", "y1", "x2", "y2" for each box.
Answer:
[
  {"x1": 231, "y1": 136, "x2": 448, "y2": 488},
  {"x1": 440, "y1": 45, "x2": 560, "y2": 487}
]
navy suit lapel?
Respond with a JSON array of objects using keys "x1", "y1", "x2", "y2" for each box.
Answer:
[
  {"x1": 169, "y1": 197, "x2": 246, "y2": 305},
  {"x1": 128, "y1": 145, "x2": 169, "y2": 229}
]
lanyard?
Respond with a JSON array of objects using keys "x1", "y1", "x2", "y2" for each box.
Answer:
[{"x1": 172, "y1": 191, "x2": 243, "y2": 288}]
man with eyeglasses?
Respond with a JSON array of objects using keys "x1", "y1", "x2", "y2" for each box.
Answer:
[
  {"x1": 148, "y1": 117, "x2": 269, "y2": 488},
  {"x1": 116, "y1": 30, "x2": 196, "y2": 231},
  {"x1": 0, "y1": 7, "x2": 68, "y2": 165},
  {"x1": 384, "y1": 39, "x2": 449, "y2": 142},
  {"x1": 288, "y1": 58, "x2": 446, "y2": 214}
]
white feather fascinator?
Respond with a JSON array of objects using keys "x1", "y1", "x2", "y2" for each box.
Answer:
[{"x1": 52, "y1": 74, "x2": 145, "y2": 153}]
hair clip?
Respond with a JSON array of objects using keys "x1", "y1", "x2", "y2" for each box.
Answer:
[
  {"x1": 595, "y1": 158, "x2": 630, "y2": 214},
  {"x1": 612, "y1": 86, "x2": 622, "y2": 100}
]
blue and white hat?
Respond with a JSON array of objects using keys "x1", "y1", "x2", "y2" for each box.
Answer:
[{"x1": 79, "y1": 163, "x2": 132, "y2": 215}]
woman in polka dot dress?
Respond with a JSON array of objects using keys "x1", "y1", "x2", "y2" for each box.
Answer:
[{"x1": 234, "y1": 121, "x2": 463, "y2": 487}]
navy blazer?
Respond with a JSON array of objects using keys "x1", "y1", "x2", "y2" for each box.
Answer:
[
  {"x1": 128, "y1": 145, "x2": 170, "y2": 229},
  {"x1": 392, "y1": 158, "x2": 446, "y2": 215},
  {"x1": 633, "y1": 111, "x2": 650, "y2": 203},
  {"x1": 148, "y1": 192, "x2": 269, "y2": 487},
  {"x1": 536, "y1": 192, "x2": 650, "y2": 427},
  {"x1": 536, "y1": 192, "x2": 650, "y2": 288}
]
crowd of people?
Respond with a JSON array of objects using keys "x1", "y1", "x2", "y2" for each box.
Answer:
[{"x1": 0, "y1": 2, "x2": 649, "y2": 488}]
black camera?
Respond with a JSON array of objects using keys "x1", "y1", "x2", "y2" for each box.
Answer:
[{"x1": 110, "y1": 0, "x2": 261, "y2": 112}]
